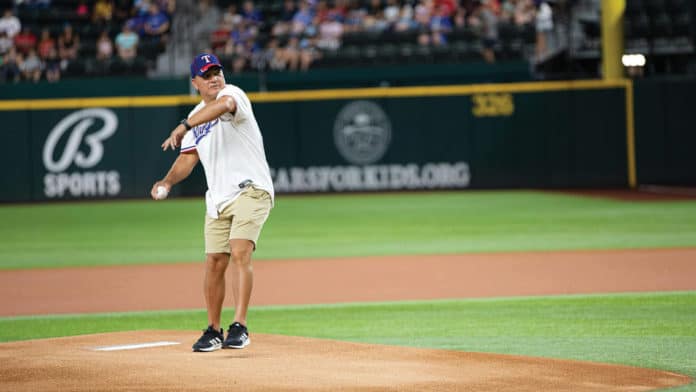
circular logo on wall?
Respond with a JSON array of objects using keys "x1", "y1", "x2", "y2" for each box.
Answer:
[{"x1": 333, "y1": 100, "x2": 391, "y2": 165}]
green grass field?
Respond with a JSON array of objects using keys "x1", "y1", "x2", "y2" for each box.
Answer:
[
  {"x1": 1, "y1": 191, "x2": 696, "y2": 390},
  {"x1": 1, "y1": 191, "x2": 696, "y2": 269}
]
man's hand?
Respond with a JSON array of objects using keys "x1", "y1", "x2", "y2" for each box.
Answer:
[
  {"x1": 162, "y1": 124, "x2": 188, "y2": 151},
  {"x1": 150, "y1": 181, "x2": 171, "y2": 200}
]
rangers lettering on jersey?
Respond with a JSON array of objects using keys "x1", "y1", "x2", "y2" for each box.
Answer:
[{"x1": 193, "y1": 119, "x2": 219, "y2": 144}]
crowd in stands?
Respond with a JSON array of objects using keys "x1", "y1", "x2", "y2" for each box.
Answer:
[
  {"x1": 0, "y1": 0, "x2": 174, "y2": 83},
  {"x1": 197, "y1": 0, "x2": 552, "y2": 73},
  {"x1": 0, "y1": 0, "x2": 555, "y2": 83}
]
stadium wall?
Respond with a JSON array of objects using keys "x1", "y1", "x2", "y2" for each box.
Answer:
[
  {"x1": 1, "y1": 78, "x2": 690, "y2": 203},
  {"x1": 634, "y1": 79, "x2": 696, "y2": 186}
]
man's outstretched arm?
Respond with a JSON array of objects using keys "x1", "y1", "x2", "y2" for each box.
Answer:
[{"x1": 150, "y1": 151, "x2": 200, "y2": 199}]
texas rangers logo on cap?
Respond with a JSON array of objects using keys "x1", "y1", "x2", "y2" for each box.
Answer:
[{"x1": 190, "y1": 53, "x2": 223, "y2": 79}]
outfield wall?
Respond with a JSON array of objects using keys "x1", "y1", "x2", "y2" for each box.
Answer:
[
  {"x1": 634, "y1": 79, "x2": 696, "y2": 186},
  {"x1": 0, "y1": 78, "x2": 673, "y2": 203}
]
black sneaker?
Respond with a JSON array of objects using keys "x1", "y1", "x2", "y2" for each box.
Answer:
[
  {"x1": 223, "y1": 322, "x2": 250, "y2": 349},
  {"x1": 192, "y1": 325, "x2": 224, "y2": 352}
]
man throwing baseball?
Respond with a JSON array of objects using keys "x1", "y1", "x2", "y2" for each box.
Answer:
[{"x1": 151, "y1": 53, "x2": 274, "y2": 352}]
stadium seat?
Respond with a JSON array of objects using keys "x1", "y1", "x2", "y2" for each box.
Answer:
[
  {"x1": 431, "y1": 43, "x2": 452, "y2": 62},
  {"x1": 666, "y1": 0, "x2": 688, "y2": 14},
  {"x1": 361, "y1": 44, "x2": 379, "y2": 64},
  {"x1": 651, "y1": 12, "x2": 673, "y2": 37},
  {"x1": 338, "y1": 45, "x2": 362, "y2": 63},
  {"x1": 625, "y1": 0, "x2": 644, "y2": 17},
  {"x1": 377, "y1": 43, "x2": 399, "y2": 64},
  {"x1": 672, "y1": 13, "x2": 693, "y2": 37},
  {"x1": 623, "y1": 17, "x2": 633, "y2": 38},
  {"x1": 631, "y1": 13, "x2": 651, "y2": 38},
  {"x1": 579, "y1": 18, "x2": 600, "y2": 39},
  {"x1": 645, "y1": 0, "x2": 667, "y2": 14},
  {"x1": 449, "y1": 27, "x2": 477, "y2": 43}
]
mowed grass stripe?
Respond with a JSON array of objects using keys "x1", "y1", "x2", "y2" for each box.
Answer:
[{"x1": 1, "y1": 191, "x2": 696, "y2": 269}]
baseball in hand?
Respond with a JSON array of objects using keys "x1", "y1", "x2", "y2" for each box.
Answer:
[{"x1": 155, "y1": 186, "x2": 168, "y2": 200}]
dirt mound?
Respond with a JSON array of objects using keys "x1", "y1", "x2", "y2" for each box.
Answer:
[{"x1": 0, "y1": 330, "x2": 689, "y2": 391}]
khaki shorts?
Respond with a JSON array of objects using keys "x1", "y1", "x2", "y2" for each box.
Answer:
[{"x1": 204, "y1": 186, "x2": 272, "y2": 254}]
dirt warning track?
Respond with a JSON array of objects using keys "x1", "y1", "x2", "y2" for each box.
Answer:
[{"x1": 1, "y1": 248, "x2": 696, "y2": 317}]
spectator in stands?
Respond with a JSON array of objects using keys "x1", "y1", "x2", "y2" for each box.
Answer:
[
  {"x1": 292, "y1": 0, "x2": 314, "y2": 35},
  {"x1": 44, "y1": 46, "x2": 61, "y2": 82},
  {"x1": 57, "y1": 24, "x2": 80, "y2": 65},
  {"x1": 343, "y1": 0, "x2": 366, "y2": 33},
  {"x1": 514, "y1": 0, "x2": 536, "y2": 26},
  {"x1": 0, "y1": 9, "x2": 21, "y2": 39},
  {"x1": 0, "y1": 31, "x2": 12, "y2": 56},
  {"x1": 272, "y1": 0, "x2": 297, "y2": 37},
  {"x1": 13, "y1": 26, "x2": 36, "y2": 55},
  {"x1": 37, "y1": 28, "x2": 55, "y2": 60},
  {"x1": 364, "y1": 8, "x2": 389, "y2": 32},
  {"x1": 452, "y1": 5, "x2": 467, "y2": 28},
  {"x1": 113, "y1": 0, "x2": 131, "y2": 22},
  {"x1": 476, "y1": 0, "x2": 499, "y2": 63},
  {"x1": 316, "y1": 13, "x2": 343, "y2": 50},
  {"x1": 143, "y1": 3, "x2": 170, "y2": 45},
  {"x1": 222, "y1": 4, "x2": 242, "y2": 27},
  {"x1": 365, "y1": 0, "x2": 383, "y2": 16},
  {"x1": 500, "y1": 0, "x2": 516, "y2": 23},
  {"x1": 115, "y1": 22, "x2": 139, "y2": 62},
  {"x1": 193, "y1": 0, "x2": 221, "y2": 53},
  {"x1": 156, "y1": 0, "x2": 176, "y2": 16},
  {"x1": 230, "y1": 36, "x2": 259, "y2": 73},
  {"x1": 224, "y1": 22, "x2": 254, "y2": 56},
  {"x1": 19, "y1": 48, "x2": 41, "y2": 82},
  {"x1": 210, "y1": 20, "x2": 232, "y2": 54},
  {"x1": 414, "y1": 0, "x2": 434, "y2": 30},
  {"x1": 132, "y1": 0, "x2": 152, "y2": 17},
  {"x1": 383, "y1": 0, "x2": 401, "y2": 29},
  {"x1": 430, "y1": 4, "x2": 453, "y2": 45},
  {"x1": 436, "y1": 0, "x2": 457, "y2": 17},
  {"x1": 280, "y1": 35, "x2": 304, "y2": 71},
  {"x1": 76, "y1": 0, "x2": 90, "y2": 18},
  {"x1": 252, "y1": 37, "x2": 286, "y2": 70},
  {"x1": 92, "y1": 0, "x2": 115, "y2": 26},
  {"x1": 96, "y1": 30, "x2": 114, "y2": 61},
  {"x1": 535, "y1": 0, "x2": 553, "y2": 59},
  {"x1": 333, "y1": 0, "x2": 349, "y2": 16},
  {"x1": 19, "y1": 0, "x2": 51, "y2": 9},
  {"x1": 297, "y1": 35, "x2": 319, "y2": 70},
  {"x1": 314, "y1": 0, "x2": 330, "y2": 23},
  {"x1": 1, "y1": 46, "x2": 21, "y2": 82},
  {"x1": 394, "y1": 3, "x2": 416, "y2": 32},
  {"x1": 241, "y1": 0, "x2": 263, "y2": 28}
]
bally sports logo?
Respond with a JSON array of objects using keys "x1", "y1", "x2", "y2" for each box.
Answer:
[{"x1": 42, "y1": 108, "x2": 121, "y2": 198}]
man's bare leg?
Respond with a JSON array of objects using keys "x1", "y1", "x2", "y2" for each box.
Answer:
[
  {"x1": 228, "y1": 239, "x2": 254, "y2": 325},
  {"x1": 204, "y1": 253, "x2": 229, "y2": 330}
]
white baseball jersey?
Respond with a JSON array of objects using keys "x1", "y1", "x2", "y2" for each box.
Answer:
[{"x1": 180, "y1": 84, "x2": 274, "y2": 218}]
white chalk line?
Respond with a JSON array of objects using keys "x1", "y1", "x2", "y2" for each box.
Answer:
[{"x1": 92, "y1": 341, "x2": 181, "y2": 352}]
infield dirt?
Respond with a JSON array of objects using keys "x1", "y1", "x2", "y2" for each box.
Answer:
[
  {"x1": 0, "y1": 330, "x2": 690, "y2": 391},
  {"x1": 1, "y1": 248, "x2": 695, "y2": 391}
]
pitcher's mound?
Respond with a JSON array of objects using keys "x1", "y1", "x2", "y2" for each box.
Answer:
[{"x1": 0, "y1": 330, "x2": 689, "y2": 391}]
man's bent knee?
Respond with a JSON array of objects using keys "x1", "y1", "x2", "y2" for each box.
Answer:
[{"x1": 206, "y1": 253, "x2": 230, "y2": 271}]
